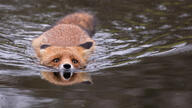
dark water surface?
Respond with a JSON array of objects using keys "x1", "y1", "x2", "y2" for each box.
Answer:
[{"x1": 1, "y1": 0, "x2": 192, "y2": 108}]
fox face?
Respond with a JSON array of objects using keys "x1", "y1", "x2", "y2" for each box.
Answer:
[{"x1": 39, "y1": 41, "x2": 94, "y2": 80}]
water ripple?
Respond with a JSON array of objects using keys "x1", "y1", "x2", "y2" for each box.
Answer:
[{"x1": 0, "y1": 0, "x2": 192, "y2": 76}]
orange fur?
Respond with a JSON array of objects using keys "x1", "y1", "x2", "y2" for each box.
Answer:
[
  {"x1": 57, "y1": 12, "x2": 95, "y2": 35},
  {"x1": 32, "y1": 12, "x2": 96, "y2": 86}
]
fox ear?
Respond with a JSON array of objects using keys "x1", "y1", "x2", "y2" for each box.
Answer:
[
  {"x1": 40, "y1": 44, "x2": 51, "y2": 49},
  {"x1": 40, "y1": 44, "x2": 51, "y2": 55},
  {"x1": 79, "y1": 42, "x2": 93, "y2": 49}
]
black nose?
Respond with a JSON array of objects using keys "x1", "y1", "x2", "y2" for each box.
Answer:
[{"x1": 63, "y1": 64, "x2": 71, "y2": 69}]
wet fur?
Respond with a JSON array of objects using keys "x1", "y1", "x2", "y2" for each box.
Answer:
[{"x1": 32, "y1": 12, "x2": 96, "y2": 85}]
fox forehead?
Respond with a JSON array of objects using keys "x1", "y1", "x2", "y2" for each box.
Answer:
[
  {"x1": 43, "y1": 48, "x2": 77, "y2": 58},
  {"x1": 40, "y1": 46, "x2": 83, "y2": 63}
]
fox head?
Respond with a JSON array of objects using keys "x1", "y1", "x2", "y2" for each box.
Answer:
[{"x1": 38, "y1": 41, "x2": 94, "y2": 80}]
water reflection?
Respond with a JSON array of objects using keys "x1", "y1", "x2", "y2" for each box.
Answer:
[{"x1": 41, "y1": 71, "x2": 92, "y2": 86}]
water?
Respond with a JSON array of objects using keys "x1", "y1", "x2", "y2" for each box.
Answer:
[{"x1": 0, "y1": 0, "x2": 192, "y2": 107}]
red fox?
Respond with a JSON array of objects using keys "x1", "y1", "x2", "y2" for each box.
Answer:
[{"x1": 32, "y1": 12, "x2": 96, "y2": 85}]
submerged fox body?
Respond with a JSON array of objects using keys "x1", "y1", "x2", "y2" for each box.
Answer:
[{"x1": 32, "y1": 12, "x2": 95, "y2": 85}]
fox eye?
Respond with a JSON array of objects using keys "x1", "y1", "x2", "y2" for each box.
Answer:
[
  {"x1": 52, "y1": 58, "x2": 60, "y2": 63},
  {"x1": 72, "y1": 59, "x2": 78, "y2": 64}
]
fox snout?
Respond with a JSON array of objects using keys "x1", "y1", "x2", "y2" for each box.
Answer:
[
  {"x1": 59, "y1": 63, "x2": 74, "y2": 80},
  {"x1": 60, "y1": 63, "x2": 74, "y2": 71},
  {"x1": 63, "y1": 64, "x2": 71, "y2": 69}
]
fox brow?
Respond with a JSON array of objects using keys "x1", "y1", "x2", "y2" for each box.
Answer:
[{"x1": 42, "y1": 52, "x2": 80, "y2": 64}]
